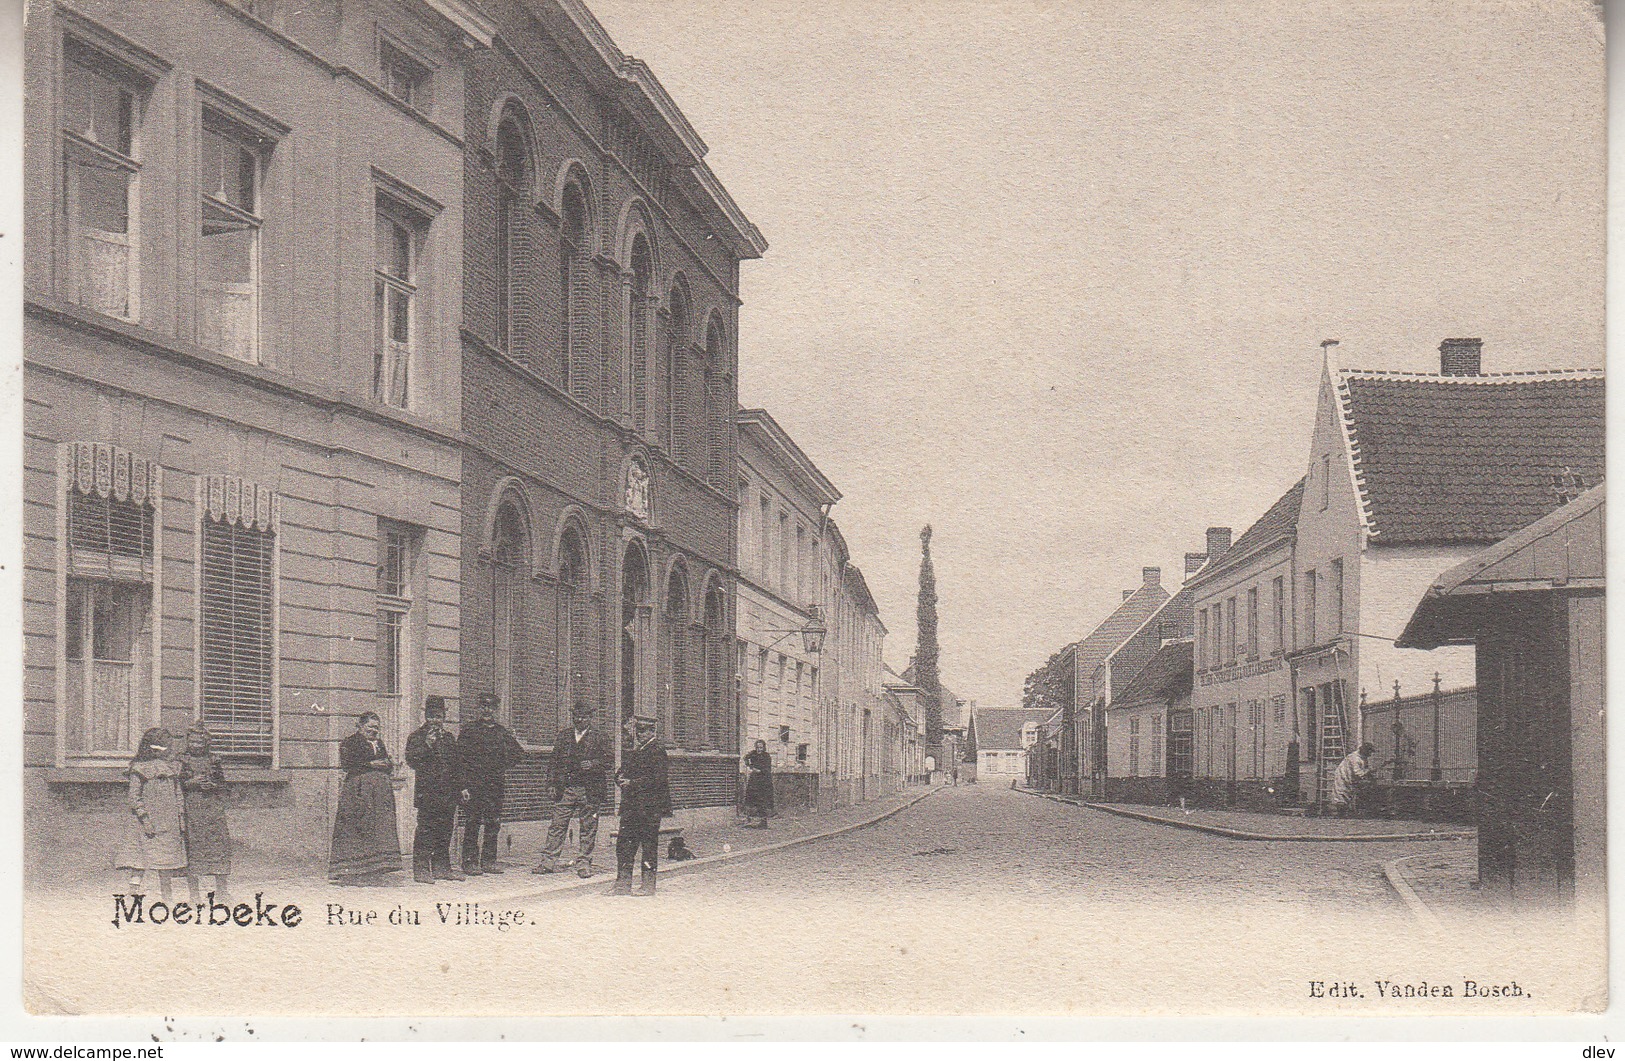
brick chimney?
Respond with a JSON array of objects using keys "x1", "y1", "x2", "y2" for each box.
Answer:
[
  {"x1": 1439, "y1": 337, "x2": 1482, "y2": 377},
  {"x1": 1184, "y1": 552, "x2": 1208, "y2": 577},
  {"x1": 1205, "y1": 527, "x2": 1232, "y2": 562},
  {"x1": 1142, "y1": 566, "x2": 1161, "y2": 586}
]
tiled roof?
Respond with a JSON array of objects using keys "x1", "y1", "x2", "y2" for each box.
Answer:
[
  {"x1": 1110, "y1": 641, "x2": 1194, "y2": 711},
  {"x1": 1337, "y1": 369, "x2": 1604, "y2": 545},
  {"x1": 1069, "y1": 582, "x2": 1171, "y2": 677},
  {"x1": 971, "y1": 708, "x2": 1052, "y2": 751},
  {"x1": 1189, "y1": 478, "x2": 1305, "y2": 586}
]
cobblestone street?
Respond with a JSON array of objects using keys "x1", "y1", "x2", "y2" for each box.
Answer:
[
  {"x1": 25, "y1": 783, "x2": 1602, "y2": 1017},
  {"x1": 616, "y1": 784, "x2": 1457, "y2": 911}
]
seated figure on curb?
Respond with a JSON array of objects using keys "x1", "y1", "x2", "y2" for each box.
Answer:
[
  {"x1": 612, "y1": 715, "x2": 672, "y2": 897},
  {"x1": 534, "y1": 699, "x2": 612, "y2": 878}
]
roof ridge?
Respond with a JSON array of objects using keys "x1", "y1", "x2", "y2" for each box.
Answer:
[{"x1": 1338, "y1": 367, "x2": 1604, "y2": 382}]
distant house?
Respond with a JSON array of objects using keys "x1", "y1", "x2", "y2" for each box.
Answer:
[
  {"x1": 1053, "y1": 567, "x2": 1171, "y2": 796},
  {"x1": 1399, "y1": 484, "x2": 1604, "y2": 914},
  {"x1": 1290, "y1": 339, "x2": 1603, "y2": 810},
  {"x1": 1103, "y1": 641, "x2": 1194, "y2": 805},
  {"x1": 967, "y1": 707, "x2": 1051, "y2": 781}
]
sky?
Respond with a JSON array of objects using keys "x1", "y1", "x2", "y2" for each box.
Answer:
[{"x1": 589, "y1": 0, "x2": 1606, "y2": 710}]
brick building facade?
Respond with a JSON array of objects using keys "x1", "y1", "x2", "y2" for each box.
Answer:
[
  {"x1": 23, "y1": 0, "x2": 493, "y2": 876},
  {"x1": 456, "y1": 0, "x2": 766, "y2": 820}
]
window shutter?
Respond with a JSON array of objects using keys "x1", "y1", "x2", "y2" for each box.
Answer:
[{"x1": 200, "y1": 475, "x2": 277, "y2": 762}]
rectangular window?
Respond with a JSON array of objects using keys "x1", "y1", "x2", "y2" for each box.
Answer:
[
  {"x1": 758, "y1": 496, "x2": 771, "y2": 579},
  {"x1": 1304, "y1": 570, "x2": 1317, "y2": 646},
  {"x1": 1129, "y1": 717, "x2": 1140, "y2": 776},
  {"x1": 62, "y1": 41, "x2": 142, "y2": 320},
  {"x1": 795, "y1": 524, "x2": 807, "y2": 604},
  {"x1": 199, "y1": 117, "x2": 265, "y2": 362},
  {"x1": 374, "y1": 198, "x2": 421, "y2": 408},
  {"x1": 1246, "y1": 587, "x2": 1259, "y2": 657},
  {"x1": 1329, "y1": 558, "x2": 1344, "y2": 637},
  {"x1": 1224, "y1": 597, "x2": 1237, "y2": 664},
  {"x1": 778, "y1": 511, "x2": 790, "y2": 593},
  {"x1": 200, "y1": 515, "x2": 276, "y2": 762},
  {"x1": 1197, "y1": 609, "x2": 1209, "y2": 670},
  {"x1": 375, "y1": 523, "x2": 418, "y2": 703},
  {"x1": 1272, "y1": 575, "x2": 1285, "y2": 653},
  {"x1": 1150, "y1": 714, "x2": 1162, "y2": 775},
  {"x1": 1273, "y1": 694, "x2": 1287, "y2": 725},
  {"x1": 63, "y1": 484, "x2": 156, "y2": 758},
  {"x1": 1210, "y1": 606, "x2": 1222, "y2": 668},
  {"x1": 379, "y1": 39, "x2": 430, "y2": 109}
]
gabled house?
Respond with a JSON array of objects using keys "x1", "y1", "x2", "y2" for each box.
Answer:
[
  {"x1": 1052, "y1": 566, "x2": 1170, "y2": 796},
  {"x1": 1103, "y1": 640, "x2": 1194, "y2": 805},
  {"x1": 1291, "y1": 338, "x2": 1603, "y2": 808},
  {"x1": 966, "y1": 707, "x2": 1051, "y2": 781}
]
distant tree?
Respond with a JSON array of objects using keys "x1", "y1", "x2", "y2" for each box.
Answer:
[
  {"x1": 913, "y1": 525, "x2": 943, "y2": 747},
  {"x1": 1023, "y1": 650, "x2": 1071, "y2": 718}
]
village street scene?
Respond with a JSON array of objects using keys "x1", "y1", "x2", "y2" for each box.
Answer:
[{"x1": 17, "y1": 0, "x2": 1606, "y2": 1015}]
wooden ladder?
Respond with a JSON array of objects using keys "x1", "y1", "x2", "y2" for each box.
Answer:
[{"x1": 1315, "y1": 685, "x2": 1348, "y2": 811}]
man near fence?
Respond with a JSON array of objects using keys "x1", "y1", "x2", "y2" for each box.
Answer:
[
  {"x1": 1330, "y1": 742, "x2": 1376, "y2": 818},
  {"x1": 533, "y1": 699, "x2": 612, "y2": 878}
]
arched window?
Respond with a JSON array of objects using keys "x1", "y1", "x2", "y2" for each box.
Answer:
[
  {"x1": 664, "y1": 284, "x2": 689, "y2": 461},
  {"x1": 703, "y1": 583, "x2": 731, "y2": 752},
  {"x1": 703, "y1": 315, "x2": 727, "y2": 487},
  {"x1": 625, "y1": 233, "x2": 653, "y2": 434},
  {"x1": 620, "y1": 540, "x2": 651, "y2": 725},
  {"x1": 555, "y1": 524, "x2": 590, "y2": 733},
  {"x1": 559, "y1": 182, "x2": 589, "y2": 403},
  {"x1": 494, "y1": 113, "x2": 530, "y2": 356},
  {"x1": 662, "y1": 565, "x2": 690, "y2": 744},
  {"x1": 491, "y1": 498, "x2": 528, "y2": 723}
]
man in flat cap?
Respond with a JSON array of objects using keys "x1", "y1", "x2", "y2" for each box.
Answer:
[
  {"x1": 534, "y1": 698, "x2": 612, "y2": 878},
  {"x1": 612, "y1": 714, "x2": 671, "y2": 897},
  {"x1": 456, "y1": 692, "x2": 524, "y2": 875},
  {"x1": 405, "y1": 695, "x2": 467, "y2": 883}
]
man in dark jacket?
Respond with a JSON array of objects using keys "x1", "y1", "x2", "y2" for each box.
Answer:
[
  {"x1": 457, "y1": 692, "x2": 525, "y2": 875},
  {"x1": 613, "y1": 714, "x2": 671, "y2": 897},
  {"x1": 533, "y1": 699, "x2": 612, "y2": 878},
  {"x1": 405, "y1": 696, "x2": 467, "y2": 884}
]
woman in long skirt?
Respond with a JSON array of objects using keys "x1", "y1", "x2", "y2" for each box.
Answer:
[
  {"x1": 742, "y1": 739, "x2": 775, "y2": 828},
  {"x1": 328, "y1": 712, "x2": 403, "y2": 882},
  {"x1": 180, "y1": 724, "x2": 232, "y2": 903},
  {"x1": 116, "y1": 727, "x2": 186, "y2": 900}
]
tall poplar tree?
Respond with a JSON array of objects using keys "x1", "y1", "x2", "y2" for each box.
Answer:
[{"x1": 914, "y1": 524, "x2": 944, "y2": 746}]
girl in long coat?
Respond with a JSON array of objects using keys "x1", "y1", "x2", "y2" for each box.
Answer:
[
  {"x1": 180, "y1": 724, "x2": 232, "y2": 903},
  {"x1": 328, "y1": 712, "x2": 403, "y2": 882},
  {"x1": 742, "y1": 739, "x2": 775, "y2": 828},
  {"x1": 116, "y1": 727, "x2": 186, "y2": 900}
]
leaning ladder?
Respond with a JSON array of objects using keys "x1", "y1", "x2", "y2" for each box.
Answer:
[{"x1": 1315, "y1": 686, "x2": 1347, "y2": 812}]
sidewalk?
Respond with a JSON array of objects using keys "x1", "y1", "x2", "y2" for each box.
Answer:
[
  {"x1": 265, "y1": 784, "x2": 938, "y2": 905},
  {"x1": 1017, "y1": 787, "x2": 1474, "y2": 842}
]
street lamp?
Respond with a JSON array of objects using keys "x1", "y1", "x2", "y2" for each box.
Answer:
[{"x1": 763, "y1": 608, "x2": 827, "y2": 655}]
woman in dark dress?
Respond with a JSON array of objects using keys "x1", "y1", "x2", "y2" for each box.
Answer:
[
  {"x1": 180, "y1": 724, "x2": 232, "y2": 903},
  {"x1": 328, "y1": 712, "x2": 403, "y2": 882},
  {"x1": 742, "y1": 739, "x2": 774, "y2": 828}
]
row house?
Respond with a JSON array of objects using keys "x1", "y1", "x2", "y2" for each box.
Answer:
[
  {"x1": 1101, "y1": 640, "x2": 1192, "y2": 804},
  {"x1": 1290, "y1": 339, "x2": 1602, "y2": 812},
  {"x1": 735, "y1": 408, "x2": 839, "y2": 812},
  {"x1": 24, "y1": 0, "x2": 494, "y2": 875},
  {"x1": 825, "y1": 552, "x2": 892, "y2": 806},
  {"x1": 1185, "y1": 481, "x2": 1304, "y2": 808},
  {"x1": 456, "y1": 0, "x2": 767, "y2": 823}
]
